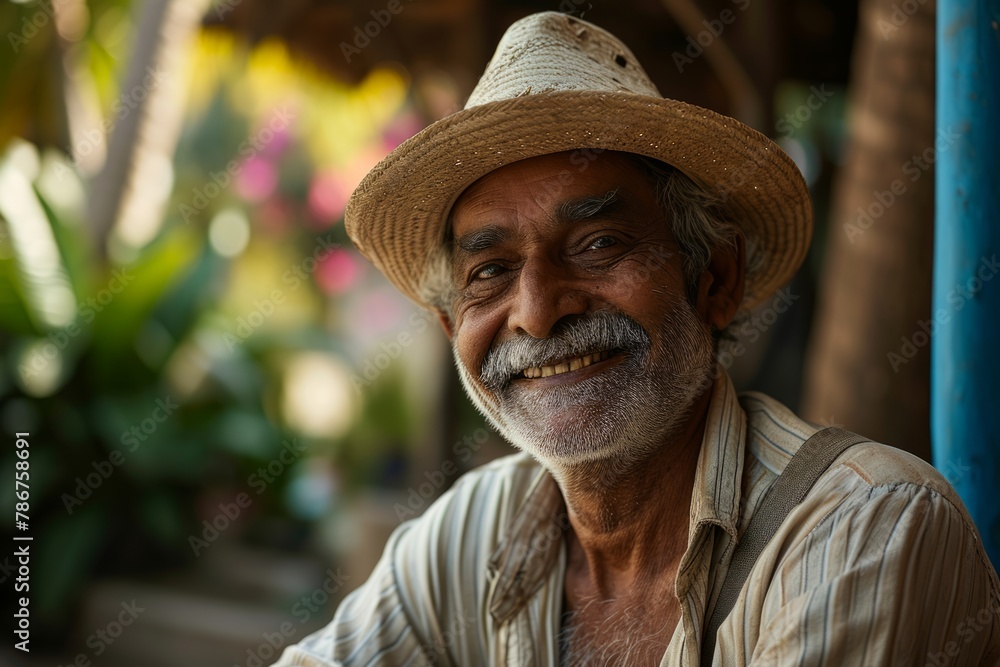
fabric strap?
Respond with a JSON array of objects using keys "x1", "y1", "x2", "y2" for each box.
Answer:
[{"x1": 700, "y1": 426, "x2": 869, "y2": 665}]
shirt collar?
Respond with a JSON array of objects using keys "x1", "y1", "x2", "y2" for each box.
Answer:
[
  {"x1": 688, "y1": 368, "x2": 747, "y2": 541},
  {"x1": 487, "y1": 466, "x2": 566, "y2": 625},
  {"x1": 486, "y1": 367, "x2": 748, "y2": 625}
]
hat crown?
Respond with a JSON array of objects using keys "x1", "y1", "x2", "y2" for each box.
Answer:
[{"x1": 465, "y1": 12, "x2": 662, "y2": 109}]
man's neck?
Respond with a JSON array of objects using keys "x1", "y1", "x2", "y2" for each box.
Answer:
[{"x1": 553, "y1": 385, "x2": 714, "y2": 597}]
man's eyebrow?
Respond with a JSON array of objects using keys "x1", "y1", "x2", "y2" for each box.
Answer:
[
  {"x1": 452, "y1": 188, "x2": 622, "y2": 255},
  {"x1": 556, "y1": 189, "x2": 621, "y2": 223},
  {"x1": 454, "y1": 225, "x2": 514, "y2": 254}
]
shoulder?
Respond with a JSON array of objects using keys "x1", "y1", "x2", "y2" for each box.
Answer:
[
  {"x1": 385, "y1": 449, "x2": 544, "y2": 604},
  {"x1": 739, "y1": 391, "x2": 1000, "y2": 603},
  {"x1": 452, "y1": 448, "x2": 546, "y2": 503},
  {"x1": 739, "y1": 389, "x2": 961, "y2": 502},
  {"x1": 279, "y1": 451, "x2": 544, "y2": 667},
  {"x1": 739, "y1": 390, "x2": 822, "y2": 476},
  {"x1": 405, "y1": 449, "x2": 544, "y2": 544},
  {"x1": 738, "y1": 389, "x2": 995, "y2": 582},
  {"x1": 735, "y1": 397, "x2": 1000, "y2": 662}
]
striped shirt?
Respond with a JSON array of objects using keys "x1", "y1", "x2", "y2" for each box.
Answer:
[{"x1": 274, "y1": 370, "x2": 1000, "y2": 666}]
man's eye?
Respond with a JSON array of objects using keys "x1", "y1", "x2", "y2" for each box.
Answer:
[
  {"x1": 474, "y1": 263, "x2": 505, "y2": 280},
  {"x1": 587, "y1": 236, "x2": 617, "y2": 250}
]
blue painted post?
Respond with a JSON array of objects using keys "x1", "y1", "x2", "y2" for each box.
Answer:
[{"x1": 934, "y1": 0, "x2": 1000, "y2": 566}]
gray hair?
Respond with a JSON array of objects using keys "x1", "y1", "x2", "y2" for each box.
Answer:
[
  {"x1": 418, "y1": 154, "x2": 764, "y2": 337},
  {"x1": 631, "y1": 155, "x2": 763, "y2": 300}
]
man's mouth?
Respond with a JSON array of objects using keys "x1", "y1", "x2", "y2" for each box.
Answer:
[{"x1": 517, "y1": 349, "x2": 615, "y2": 379}]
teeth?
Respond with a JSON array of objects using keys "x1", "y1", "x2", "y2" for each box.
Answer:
[{"x1": 521, "y1": 350, "x2": 612, "y2": 379}]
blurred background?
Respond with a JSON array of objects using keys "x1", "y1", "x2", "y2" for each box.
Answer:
[{"x1": 0, "y1": 0, "x2": 940, "y2": 663}]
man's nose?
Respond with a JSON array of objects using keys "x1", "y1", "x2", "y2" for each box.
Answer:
[{"x1": 506, "y1": 256, "x2": 589, "y2": 338}]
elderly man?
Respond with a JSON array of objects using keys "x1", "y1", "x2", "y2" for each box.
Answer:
[{"x1": 275, "y1": 11, "x2": 1000, "y2": 667}]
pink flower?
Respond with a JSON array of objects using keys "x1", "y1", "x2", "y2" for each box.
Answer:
[
  {"x1": 315, "y1": 248, "x2": 361, "y2": 294},
  {"x1": 308, "y1": 171, "x2": 350, "y2": 224},
  {"x1": 235, "y1": 157, "x2": 278, "y2": 202}
]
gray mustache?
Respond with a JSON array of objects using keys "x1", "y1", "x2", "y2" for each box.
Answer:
[{"x1": 479, "y1": 311, "x2": 650, "y2": 390}]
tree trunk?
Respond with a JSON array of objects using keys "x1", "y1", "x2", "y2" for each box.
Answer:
[{"x1": 802, "y1": 0, "x2": 935, "y2": 461}]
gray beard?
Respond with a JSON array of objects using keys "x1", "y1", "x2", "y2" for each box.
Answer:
[{"x1": 452, "y1": 298, "x2": 716, "y2": 473}]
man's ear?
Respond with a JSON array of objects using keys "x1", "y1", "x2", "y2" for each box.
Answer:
[
  {"x1": 696, "y1": 232, "x2": 746, "y2": 330},
  {"x1": 435, "y1": 308, "x2": 455, "y2": 340}
]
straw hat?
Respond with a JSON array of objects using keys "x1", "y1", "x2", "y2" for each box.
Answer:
[{"x1": 345, "y1": 11, "x2": 812, "y2": 311}]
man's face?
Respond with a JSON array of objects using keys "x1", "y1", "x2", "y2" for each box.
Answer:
[{"x1": 445, "y1": 150, "x2": 718, "y2": 469}]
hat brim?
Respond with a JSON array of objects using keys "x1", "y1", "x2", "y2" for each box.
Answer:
[{"x1": 345, "y1": 90, "x2": 812, "y2": 312}]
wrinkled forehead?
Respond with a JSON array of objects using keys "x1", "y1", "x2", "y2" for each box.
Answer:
[{"x1": 447, "y1": 150, "x2": 658, "y2": 239}]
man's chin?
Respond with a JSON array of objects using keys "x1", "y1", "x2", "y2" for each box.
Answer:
[
  {"x1": 491, "y1": 399, "x2": 663, "y2": 469},
  {"x1": 493, "y1": 370, "x2": 709, "y2": 470},
  {"x1": 515, "y1": 437, "x2": 628, "y2": 469}
]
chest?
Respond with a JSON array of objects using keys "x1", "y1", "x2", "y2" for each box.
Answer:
[{"x1": 558, "y1": 581, "x2": 682, "y2": 666}]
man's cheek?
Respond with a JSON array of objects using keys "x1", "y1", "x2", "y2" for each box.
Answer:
[
  {"x1": 458, "y1": 312, "x2": 505, "y2": 360},
  {"x1": 453, "y1": 334, "x2": 490, "y2": 389}
]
